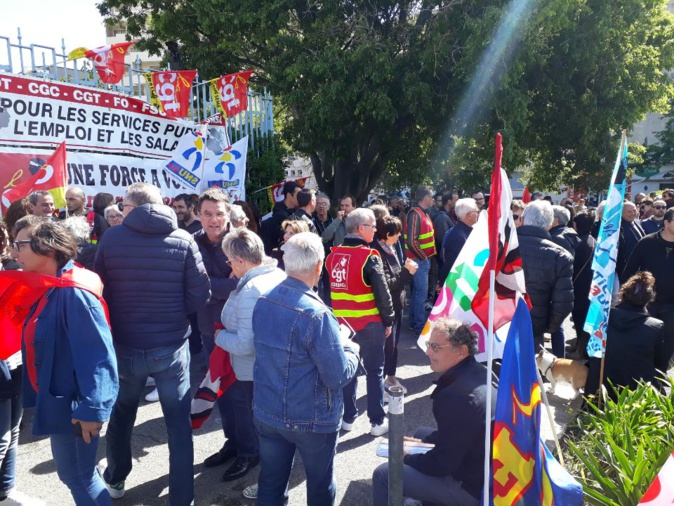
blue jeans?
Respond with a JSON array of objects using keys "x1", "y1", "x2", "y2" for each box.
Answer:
[
  {"x1": 202, "y1": 333, "x2": 236, "y2": 450},
  {"x1": 255, "y1": 419, "x2": 338, "y2": 506},
  {"x1": 220, "y1": 380, "x2": 258, "y2": 457},
  {"x1": 0, "y1": 369, "x2": 22, "y2": 497},
  {"x1": 342, "y1": 322, "x2": 386, "y2": 425},
  {"x1": 51, "y1": 434, "x2": 111, "y2": 506},
  {"x1": 551, "y1": 327, "x2": 565, "y2": 358},
  {"x1": 105, "y1": 340, "x2": 194, "y2": 506},
  {"x1": 410, "y1": 258, "x2": 431, "y2": 333}
]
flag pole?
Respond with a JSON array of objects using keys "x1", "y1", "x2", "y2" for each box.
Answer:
[
  {"x1": 483, "y1": 268, "x2": 496, "y2": 506},
  {"x1": 535, "y1": 366, "x2": 565, "y2": 465}
]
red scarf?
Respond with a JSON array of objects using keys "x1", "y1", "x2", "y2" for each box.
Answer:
[{"x1": 0, "y1": 267, "x2": 109, "y2": 370}]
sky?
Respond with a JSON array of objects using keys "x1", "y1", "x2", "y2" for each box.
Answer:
[{"x1": 0, "y1": 0, "x2": 106, "y2": 62}]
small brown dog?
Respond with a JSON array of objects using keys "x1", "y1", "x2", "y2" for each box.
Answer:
[{"x1": 535, "y1": 348, "x2": 588, "y2": 399}]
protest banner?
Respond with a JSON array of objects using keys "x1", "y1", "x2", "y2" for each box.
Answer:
[{"x1": 0, "y1": 74, "x2": 190, "y2": 158}]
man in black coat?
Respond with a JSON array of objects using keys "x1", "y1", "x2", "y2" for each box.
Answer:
[
  {"x1": 549, "y1": 205, "x2": 582, "y2": 256},
  {"x1": 94, "y1": 183, "x2": 210, "y2": 504},
  {"x1": 438, "y1": 198, "x2": 479, "y2": 285},
  {"x1": 517, "y1": 201, "x2": 574, "y2": 353},
  {"x1": 617, "y1": 201, "x2": 645, "y2": 276},
  {"x1": 261, "y1": 181, "x2": 301, "y2": 253},
  {"x1": 568, "y1": 212, "x2": 596, "y2": 359},
  {"x1": 372, "y1": 318, "x2": 497, "y2": 506}
]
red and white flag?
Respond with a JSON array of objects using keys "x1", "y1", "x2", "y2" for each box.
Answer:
[
  {"x1": 143, "y1": 70, "x2": 197, "y2": 118},
  {"x1": 209, "y1": 70, "x2": 254, "y2": 118},
  {"x1": 471, "y1": 133, "x2": 527, "y2": 334},
  {"x1": 68, "y1": 42, "x2": 135, "y2": 84},
  {"x1": 638, "y1": 450, "x2": 674, "y2": 505},
  {"x1": 1, "y1": 142, "x2": 67, "y2": 214}
]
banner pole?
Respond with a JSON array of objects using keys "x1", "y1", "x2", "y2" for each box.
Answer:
[
  {"x1": 536, "y1": 366, "x2": 565, "y2": 465},
  {"x1": 482, "y1": 269, "x2": 496, "y2": 506}
]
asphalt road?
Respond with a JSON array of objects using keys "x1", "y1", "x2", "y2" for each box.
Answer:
[{"x1": 15, "y1": 321, "x2": 579, "y2": 505}]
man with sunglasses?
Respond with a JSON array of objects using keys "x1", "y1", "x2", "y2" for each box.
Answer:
[
  {"x1": 372, "y1": 317, "x2": 496, "y2": 506},
  {"x1": 640, "y1": 199, "x2": 667, "y2": 235}
]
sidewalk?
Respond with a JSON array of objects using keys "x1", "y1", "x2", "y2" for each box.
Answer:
[{"x1": 15, "y1": 322, "x2": 580, "y2": 505}]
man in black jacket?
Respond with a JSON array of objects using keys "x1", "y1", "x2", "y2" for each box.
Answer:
[
  {"x1": 549, "y1": 205, "x2": 581, "y2": 256},
  {"x1": 518, "y1": 201, "x2": 574, "y2": 354},
  {"x1": 94, "y1": 182, "x2": 210, "y2": 505},
  {"x1": 261, "y1": 181, "x2": 301, "y2": 253},
  {"x1": 372, "y1": 318, "x2": 496, "y2": 506}
]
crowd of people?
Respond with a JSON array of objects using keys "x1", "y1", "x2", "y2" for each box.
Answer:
[{"x1": 0, "y1": 181, "x2": 672, "y2": 506}]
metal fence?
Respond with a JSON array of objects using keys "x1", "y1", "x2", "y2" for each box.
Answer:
[{"x1": 0, "y1": 29, "x2": 274, "y2": 149}]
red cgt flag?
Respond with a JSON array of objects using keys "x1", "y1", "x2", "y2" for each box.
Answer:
[
  {"x1": 1, "y1": 142, "x2": 67, "y2": 214},
  {"x1": 209, "y1": 70, "x2": 254, "y2": 118},
  {"x1": 143, "y1": 70, "x2": 197, "y2": 118},
  {"x1": 522, "y1": 186, "x2": 531, "y2": 203},
  {"x1": 68, "y1": 42, "x2": 134, "y2": 84}
]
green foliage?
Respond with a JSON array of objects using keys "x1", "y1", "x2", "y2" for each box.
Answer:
[
  {"x1": 565, "y1": 380, "x2": 674, "y2": 505},
  {"x1": 99, "y1": 0, "x2": 674, "y2": 197},
  {"x1": 644, "y1": 99, "x2": 674, "y2": 168}
]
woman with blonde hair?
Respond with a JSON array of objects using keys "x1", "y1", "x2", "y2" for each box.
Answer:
[{"x1": 270, "y1": 219, "x2": 310, "y2": 270}]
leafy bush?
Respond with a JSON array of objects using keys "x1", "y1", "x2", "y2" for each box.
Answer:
[{"x1": 565, "y1": 379, "x2": 674, "y2": 505}]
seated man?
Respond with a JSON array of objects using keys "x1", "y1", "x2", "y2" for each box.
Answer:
[{"x1": 372, "y1": 318, "x2": 497, "y2": 506}]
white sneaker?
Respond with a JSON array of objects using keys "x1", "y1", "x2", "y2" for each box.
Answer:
[
  {"x1": 145, "y1": 388, "x2": 159, "y2": 403},
  {"x1": 0, "y1": 489, "x2": 46, "y2": 506},
  {"x1": 341, "y1": 419, "x2": 355, "y2": 431},
  {"x1": 96, "y1": 459, "x2": 125, "y2": 499},
  {"x1": 370, "y1": 420, "x2": 389, "y2": 436},
  {"x1": 146, "y1": 377, "x2": 155, "y2": 387}
]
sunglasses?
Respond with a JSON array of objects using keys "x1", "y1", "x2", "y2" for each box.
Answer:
[
  {"x1": 653, "y1": 206, "x2": 666, "y2": 210},
  {"x1": 513, "y1": 214, "x2": 520, "y2": 220}
]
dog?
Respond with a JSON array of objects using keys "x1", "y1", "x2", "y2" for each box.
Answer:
[{"x1": 535, "y1": 347, "x2": 588, "y2": 399}]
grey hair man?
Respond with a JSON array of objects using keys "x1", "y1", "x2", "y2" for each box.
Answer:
[
  {"x1": 517, "y1": 200, "x2": 574, "y2": 354},
  {"x1": 94, "y1": 182, "x2": 210, "y2": 504},
  {"x1": 549, "y1": 205, "x2": 581, "y2": 256},
  {"x1": 327, "y1": 208, "x2": 395, "y2": 436},
  {"x1": 28, "y1": 190, "x2": 55, "y2": 217},
  {"x1": 438, "y1": 198, "x2": 479, "y2": 284},
  {"x1": 372, "y1": 317, "x2": 496, "y2": 506},
  {"x1": 251, "y1": 232, "x2": 359, "y2": 504},
  {"x1": 618, "y1": 201, "x2": 645, "y2": 276},
  {"x1": 230, "y1": 204, "x2": 250, "y2": 230},
  {"x1": 62, "y1": 215, "x2": 97, "y2": 270},
  {"x1": 312, "y1": 192, "x2": 336, "y2": 304}
]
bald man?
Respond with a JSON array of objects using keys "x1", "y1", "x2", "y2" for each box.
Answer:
[{"x1": 59, "y1": 186, "x2": 88, "y2": 219}]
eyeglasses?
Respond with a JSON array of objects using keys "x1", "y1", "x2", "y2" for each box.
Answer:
[
  {"x1": 653, "y1": 206, "x2": 666, "y2": 210},
  {"x1": 316, "y1": 202, "x2": 329, "y2": 207},
  {"x1": 362, "y1": 224, "x2": 377, "y2": 230},
  {"x1": 107, "y1": 214, "x2": 123, "y2": 221},
  {"x1": 425, "y1": 342, "x2": 454, "y2": 353},
  {"x1": 10, "y1": 240, "x2": 31, "y2": 251}
]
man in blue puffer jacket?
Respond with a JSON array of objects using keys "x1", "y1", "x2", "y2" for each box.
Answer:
[{"x1": 94, "y1": 182, "x2": 210, "y2": 506}]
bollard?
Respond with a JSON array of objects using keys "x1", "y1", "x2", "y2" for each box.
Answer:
[{"x1": 388, "y1": 385, "x2": 405, "y2": 506}]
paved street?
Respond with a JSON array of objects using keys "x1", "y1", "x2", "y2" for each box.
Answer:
[{"x1": 15, "y1": 321, "x2": 580, "y2": 505}]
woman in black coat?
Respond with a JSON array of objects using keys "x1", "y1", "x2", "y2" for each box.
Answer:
[
  {"x1": 585, "y1": 271, "x2": 665, "y2": 397},
  {"x1": 569, "y1": 211, "x2": 596, "y2": 358},
  {"x1": 372, "y1": 216, "x2": 417, "y2": 391}
]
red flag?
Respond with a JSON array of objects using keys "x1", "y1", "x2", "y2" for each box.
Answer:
[
  {"x1": 143, "y1": 70, "x2": 197, "y2": 118},
  {"x1": 638, "y1": 450, "x2": 674, "y2": 505},
  {"x1": 522, "y1": 186, "x2": 531, "y2": 203},
  {"x1": 1, "y1": 142, "x2": 67, "y2": 214},
  {"x1": 68, "y1": 42, "x2": 134, "y2": 84},
  {"x1": 267, "y1": 177, "x2": 310, "y2": 207},
  {"x1": 209, "y1": 70, "x2": 254, "y2": 117},
  {"x1": 471, "y1": 133, "x2": 527, "y2": 333}
]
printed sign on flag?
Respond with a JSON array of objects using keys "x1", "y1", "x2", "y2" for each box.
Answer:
[
  {"x1": 267, "y1": 177, "x2": 310, "y2": 207},
  {"x1": 143, "y1": 70, "x2": 197, "y2": 119},
  {"x1": 209, "y1": 71, "x2": 254, "y2": 118},
  {"x1": 201, "y1": 136, "x2": 248, "y2": 200},
  {"x1": 163, "y1": 127, "x2": 208, "y2": 191}
]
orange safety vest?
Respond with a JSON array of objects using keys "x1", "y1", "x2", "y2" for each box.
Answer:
[
  {"x1": 403, "y1": 206, "x2": 436, "y2": 259},
  {"x1": 326, "y1": 244, "x2": 382, "y2": 332}
]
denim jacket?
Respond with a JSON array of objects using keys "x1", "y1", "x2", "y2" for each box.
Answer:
[{"x1": 252, "y1": 276, "x2": 359, "y2": 433}]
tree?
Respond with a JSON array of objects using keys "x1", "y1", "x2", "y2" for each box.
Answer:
[{"x1": 99, "y1": 0, "x2": 674, "y2": 199}]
